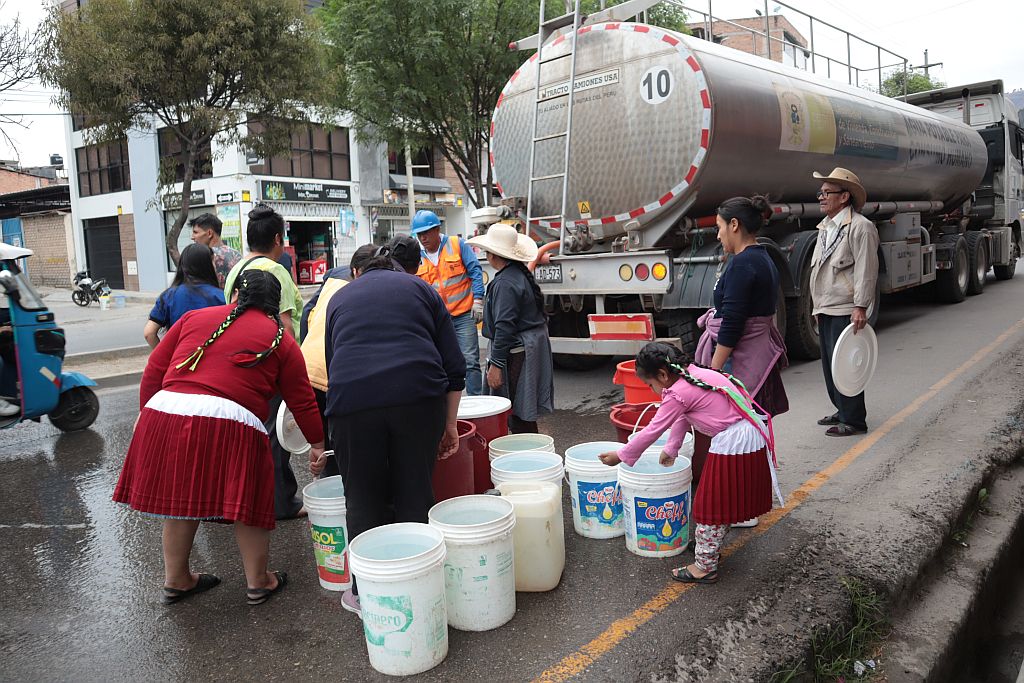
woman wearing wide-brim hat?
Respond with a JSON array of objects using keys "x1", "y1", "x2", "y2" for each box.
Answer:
[{"x1": 468, "y1": 223, "x2": 554, "y2": 433}]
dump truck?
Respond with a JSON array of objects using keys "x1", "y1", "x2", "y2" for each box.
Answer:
[{"x1": 480, "y1": 5, "x2": 1023, "y2": 363}]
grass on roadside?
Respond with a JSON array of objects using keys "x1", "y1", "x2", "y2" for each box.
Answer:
[
  {"x1": 770, "y1": 577, "x2": 888, "y2": 682},
  {"x1": 952, "y1": 487, "x2": 990, "y2": 546}
]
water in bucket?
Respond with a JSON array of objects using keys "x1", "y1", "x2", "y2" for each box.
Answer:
[
  {"x1": 301, "y1": 475, "x2": 350, "y2": 591},
  {"x1": 349, "y1": 523, "x2": 448, "y2": 676},
  {"x1": 564, "y1": 441, "x2": 625, "y2": 539},
  {"x1": 488, "y1": 432, "x2": 555, "y2": 460},
  {"x1": 428, "y1": 495, "x2": 516, "y2": 631},
  {"x1": 489, "y1": 450, "x2": 564, "y2": 488},
  {"x1": 618, "y1": 456, "x2": 692, "y2": 558}
]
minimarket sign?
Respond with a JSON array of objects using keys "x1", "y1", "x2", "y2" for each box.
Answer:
[{"x1": 259, "y1": 180, "x2": 351, "y2": 204}]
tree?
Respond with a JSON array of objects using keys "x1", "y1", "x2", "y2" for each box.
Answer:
[
  {"x1": 879, "y1": 69, "x2": 945, "y2": 98},
  {"x1": 321, "y1": 0, "x2": 538, "y2": 210},
  {"x1": 321, "y1": 0, "x2": 686, "y2": 210},
  {"x1": 39, "y1": 0, "x2": 333, "y2": 263},
  {"x1": 0, "y1": 3, "x2": 40, "y2": 156}
]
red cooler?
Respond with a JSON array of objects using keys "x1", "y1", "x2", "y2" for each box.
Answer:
[
  {"x1": 458, "y1": 396, "x2": 512, "y2": 493},
  {"x1": 432, "y1": 420, "x2": 482, "y2": 502}
]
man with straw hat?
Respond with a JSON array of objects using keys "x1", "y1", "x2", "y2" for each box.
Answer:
[
  {"x1": 809, "y1": 167, "x2": 879, "y2": 437},
  {"x1": 468, "y1": 224, "x2": 553, "y2": 433}
]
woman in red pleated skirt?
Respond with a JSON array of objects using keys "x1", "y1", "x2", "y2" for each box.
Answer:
[
  {"x1": 113, "y1": 268, "x2": 324, "y2": 606},
  {"x1": 600, "y1": 342, "x2": 783, "y2": 584}
]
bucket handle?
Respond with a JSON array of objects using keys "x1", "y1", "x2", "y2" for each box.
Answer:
[
  {"x1": 631, "y1": 402, "x2": 659, "y2": 435},
  {"x1": 470, "y1": 432, "x2": 487, "y2": 451}
]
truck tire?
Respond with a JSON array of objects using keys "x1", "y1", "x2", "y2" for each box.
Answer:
[
  {"x1": 965, "y1": 231, "x2": 988, "y2": 295},
  {"x1": 662, "y1": 311, "x2": 701, "y2": 355},
  {"x1": 935, "y1": 235, "x2": 968, "y2": 303},
  {"x1": 993, "y1": 237, "x2": 1018, "y2": 281},
  {"x1": 784, "y1": 263, "x2": 820, "y2": 360}
]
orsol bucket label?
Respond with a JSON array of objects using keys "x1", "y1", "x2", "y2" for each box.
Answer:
[
  {"x1": 310, "y1": 523, "x2": 349, "y2": 583},
  {"x1": 576, "y1": 480, "x2": 623, "y2": 526},
  {"x1": 633, "y1": 492, "x2": 689, "y2": 553}
]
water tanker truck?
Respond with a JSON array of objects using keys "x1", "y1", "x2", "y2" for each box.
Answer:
[{"x1": 479, "y1": 8, "x2": 1024, "y2": 362}]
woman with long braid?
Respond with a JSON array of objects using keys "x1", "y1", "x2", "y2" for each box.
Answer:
[
  {"x1": 469, "y1": 223, "x2": 553, "y2": 433},
  {"x1": 599, "y1": 342, "x2": 783, "y2": 584},
  {"x1": 114, "y1": 270, "x2": 324, "y2": 606}
]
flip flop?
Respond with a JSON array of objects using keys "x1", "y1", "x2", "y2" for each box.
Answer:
[
  {"x1": 162, "y1": 573, "x2": 221, "y2": 605},
  {"x1": 246, "y1": 570, "x2": 288, "y2": 606},
  {"x1": 671, "y1": 566, "x2": 719, "y2": 584}
]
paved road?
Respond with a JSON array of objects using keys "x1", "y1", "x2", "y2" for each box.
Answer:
[
  {"x1": 44, "y1": 294, "x2": 154, "y2": 355},
  {"x1": 3, "y1": 272, "x2": 1024, "y2": 681}
]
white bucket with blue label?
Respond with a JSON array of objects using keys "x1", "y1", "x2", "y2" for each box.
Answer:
[
  {"x1": 626, "y1": 430, "x2": 694, "y2": 461},
  {"x1": 564, "y1": 442, "x2": 625, "y2": 539},
  {"x1": 349, "y1": 523, "x2": 448, "y2": 676},
  {"x1": 618, "y1": 456, "x2": 692, "y2": 557}
]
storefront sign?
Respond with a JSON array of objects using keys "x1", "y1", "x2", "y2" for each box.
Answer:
[
  {"x1": 260, "y1": 180, "x2": 350, "y2": 204},
  {"x1": 216, "y1": 203, "x2": 243, "y2": 252},
  {"x1": 163, "y1": 189, "x2": 208, "y2": 210}
]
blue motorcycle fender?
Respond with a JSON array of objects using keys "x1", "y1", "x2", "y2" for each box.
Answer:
[{"x1": 60, "y1": 371, "x2": 97, "y2": 391}]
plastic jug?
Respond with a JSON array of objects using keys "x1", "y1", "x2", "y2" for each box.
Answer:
[{"x1": 496, "y1": 481, "x2": 565, "y2": 592}]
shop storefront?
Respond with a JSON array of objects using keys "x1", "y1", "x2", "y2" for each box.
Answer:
[{"x1": 259, "y1": 179, "x2": 357, "y2": 284}]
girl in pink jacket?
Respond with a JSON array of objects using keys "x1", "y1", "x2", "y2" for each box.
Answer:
[{"x1": 600, "y1": 342, "x2": 782, "y2": 584}]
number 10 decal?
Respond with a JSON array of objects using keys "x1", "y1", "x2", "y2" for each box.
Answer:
[{"x1": 640, "y1": 66, "x2": 673, "y2": 104}]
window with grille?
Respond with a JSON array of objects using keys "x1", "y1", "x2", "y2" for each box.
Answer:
[{"x1": 75, "y1": 140, "x2": 131, "y2": 197}]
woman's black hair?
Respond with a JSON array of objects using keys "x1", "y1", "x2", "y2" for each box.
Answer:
[
  {"x1": 388, "y1": 234, "x2": 422, "y2": 273},
  {"x1": 510, "y1": 261, "x2": 545, "y2": 315},
  {"x1": 717, "y1": 195, "x2": 772, "y2": 235},
  {"x1": 171, "y1": 243, "x2": 219, "y2": 289},
  {"x1": 175, "y1": 269, "x2": 285, "y2": 372},
  {"x1": 246, "y1": 204, "x2": 285, "y2": 253},
  {"x1": 349, "y1": 244, "x2": 377, "y2": 276}
]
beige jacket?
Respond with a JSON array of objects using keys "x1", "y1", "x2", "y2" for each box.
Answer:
[
  {"x1": 810, "y1": 208, "x2": 879, "y2": 316},
  {"x1": 300, "y1": 277, "x2": 347, "y2": 391}
]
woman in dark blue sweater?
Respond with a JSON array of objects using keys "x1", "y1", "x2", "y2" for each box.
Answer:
[
  {"x1": 695, "y1": 196, "x2": 789, "y2": 417},
  {"x1": 323, "y1": 235, "x2": 466, "y2": 616}
]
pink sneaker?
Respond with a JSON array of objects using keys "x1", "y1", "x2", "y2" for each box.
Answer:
[{"x1": 341, "y1": 589, "x2": 361, "y2": 618}]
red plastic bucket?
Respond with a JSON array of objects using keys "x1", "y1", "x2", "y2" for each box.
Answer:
[
  {"x1": 613, "y1": 360, "x2": 660, "y2": 404},
  {"x1": 432, "y1": 420, "x2": 483, "y2": 503},
  {"x1": 458, "y1": 396, "x2": 512, "y2": 493},
  {"x1": 609, "y1": 402, "x2": 659, "y2": 443}
]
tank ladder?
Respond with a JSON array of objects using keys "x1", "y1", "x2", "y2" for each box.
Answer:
[{"x1": 525, "y1": 0, "x2": 583, "y2": 255}]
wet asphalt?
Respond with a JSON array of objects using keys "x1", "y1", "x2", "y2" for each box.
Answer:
[{"x1": 4, "y1": 273, "x2": 1024, "y2": 681}]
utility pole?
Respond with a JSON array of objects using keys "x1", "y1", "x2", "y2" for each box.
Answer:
[{"x1": 916, "y1": 49, "x2": 943, "y2": 79}]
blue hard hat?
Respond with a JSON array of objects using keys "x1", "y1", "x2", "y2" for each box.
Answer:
[{"x1": 411, "y1": 210, "x2": 442, "y2": 235}]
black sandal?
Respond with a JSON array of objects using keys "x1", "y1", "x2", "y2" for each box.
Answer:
[
  {"x1": 825, "y1": 423, "x2": 866, "y2": 437},
  {"x1": 817, "y1": 413, "x2": 841, "y2": 426},
  {"x1": 162, "y1": 573, "x2": 221, "y2": 605},
  {"x1": 246, "y1": 571, "x2": 288, "y2": 606},
  {"x1": 671, "y1": 566, "x2": 719, "y2": 584}
]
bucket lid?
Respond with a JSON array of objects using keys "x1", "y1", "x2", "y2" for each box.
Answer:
[
  {"x1": 831, "y1": 323, "x2": 878, "y2": 397},
  {"x1": 276, "y1": 403, "x2": 310, "y2": 455},
  {"x1": 458, "y1": 395, "x2": 512, "y2": 420},
  {"x1": 490, "y1": 450, "x2": 563, "y2": 475},
  {"x1": 349, "y1": 522, "x2": 446, "y2": 582}
]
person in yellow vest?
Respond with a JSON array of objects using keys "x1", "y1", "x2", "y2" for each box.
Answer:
[
  {"x1": 299, "y1": 244, "x2": 376, "y2": 478},
  {"x1": 412, "y1": 210, "x2": 485, "y2": 395}
]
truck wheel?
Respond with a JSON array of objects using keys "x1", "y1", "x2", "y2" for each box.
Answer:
[
  {"x1": 784, "y1": 264, "x2": 820, "y2": 360},
  {"x1": 993, "y1": 238, "x2": 1018, "y2": 281},
  {"x1": 49, "y1": 386, "x2": 100, "y2": 432},
  {"x1": 965, "y1": 231, "x2": 988, "y2": 295},
  {"x1": 665, "y1": 312, "x2": 700, "y2": 355},
  {"x1": 936, "y1": 236, "x2": 968, "y2": 303}
]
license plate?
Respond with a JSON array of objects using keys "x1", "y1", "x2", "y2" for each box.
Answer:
[{"x1": 534, "y1": 264, "x2": 562, "y2": 283}]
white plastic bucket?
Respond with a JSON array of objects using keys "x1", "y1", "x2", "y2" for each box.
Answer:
[
  {"x1": 349, "y1": 523, "x2": 449, "y2": 676},
  {"x1": 618, "y1": 456, "x2": 692, "y2": 558},
  {"x1": 428, "y1": 495, "x2": 516, "y2": 631},
  {"x1": 490, "y1": 451, "x2": 564, "y2": 488},
  {"x1": 488, "y1": 433, "x2": 556, "y2": 460},
  {"x1": 301, "y1": 475, "x2": 350, "y2": 591},
  {"x1": 627, "y1": 430, "x2": 695, "y2": 460},
  {"x1": 563, "y1": 442, "x2": 625, "y2": 539}
]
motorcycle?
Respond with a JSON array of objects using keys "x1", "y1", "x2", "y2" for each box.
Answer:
[
  {"x1": 1, "y1": 242, "x2": 100, "y2": 432},
  {"x1": 72, "y1": 270, "x2": 111, "y2": 307}
]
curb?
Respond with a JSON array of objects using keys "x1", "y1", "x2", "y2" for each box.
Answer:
[
  {"x1": 94, "y1": 372, "x2": 145, "y2": 391},
  {"x1": 65, "y1": 345, "x2": 150, "y2": 365}
]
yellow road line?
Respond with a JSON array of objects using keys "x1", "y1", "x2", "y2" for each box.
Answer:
[{"x1": 534, "y1": 317, "x2": 1024, "y2": 683}]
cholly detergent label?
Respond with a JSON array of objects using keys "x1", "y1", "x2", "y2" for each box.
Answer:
[
  {"x1": 362, "y1": 593, "x2": 414, "y2": 653},
  {"x1": 577, "y1": 480, "x2": 623, "y2": 526},
  {"x1": 633, "y1": 492, "x2": 689, "y2": 552},
  {"x1": 310, "y1": 524, "x2": 349, "y2": 581}
]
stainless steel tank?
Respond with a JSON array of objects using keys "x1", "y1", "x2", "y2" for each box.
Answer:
[{"x1": 490, "y1": 23, "x2": 988, "y2": 242}]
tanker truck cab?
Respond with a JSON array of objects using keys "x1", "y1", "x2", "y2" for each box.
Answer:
[{"x1": 904, "y1": 80, "x2": 1024, "y2": 280}]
